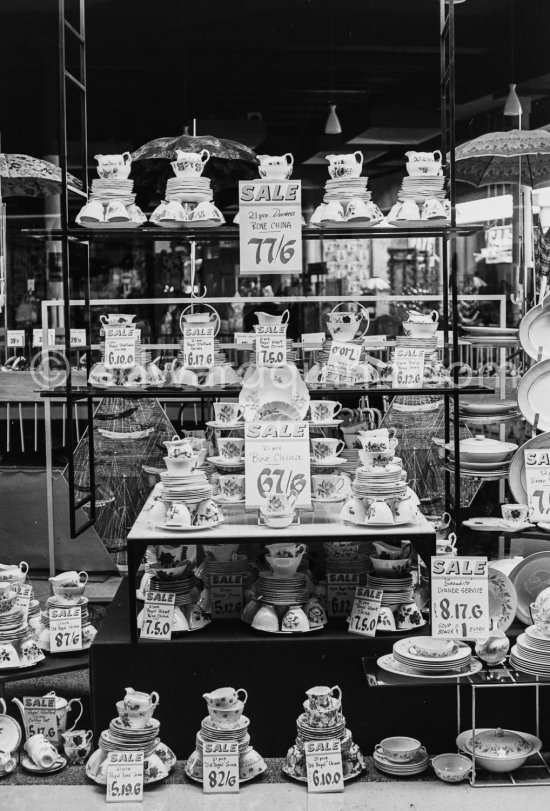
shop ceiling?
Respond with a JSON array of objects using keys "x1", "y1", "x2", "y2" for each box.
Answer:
[{"x1": 1, "y1": 0, "x2": 550, "y2": 185}]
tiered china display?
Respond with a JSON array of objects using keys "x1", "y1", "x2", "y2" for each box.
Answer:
[
  {"x1": 76, "y1": 153, "x2": 146, "y2": 227},
  {"x1": 37, "y1": 570, "x2": 97, "y2": 654},
  {"x1": 150, "y1": 149, "x2": 225, "y2": 227},
  {"x1": 388, "y1": 150, "x2": 450, "y2": 227},
  {"x1": 310, "y1": 152, "x2": 383, "y2": 227}
]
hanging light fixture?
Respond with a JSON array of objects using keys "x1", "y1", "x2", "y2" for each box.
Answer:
[
  {"x1": 503, "y1": 83, "x2": 522, "y2": 118},
  {"x1": 324, "y1": 0, "x2": 342, "y2": 135},
  {"x1": 325, "y1": 104, "x2": 342, "y2": 135}
]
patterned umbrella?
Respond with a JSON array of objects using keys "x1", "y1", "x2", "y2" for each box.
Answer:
[
  {"x1": 132, "y1": 134, "x2": 257, "y2": 163},
  {"x1": 0, "y1": 153, "x2": 82, "y2": 198},
  {"x1": 454, "y1": 129, "x2": 550, "y2": 188}
]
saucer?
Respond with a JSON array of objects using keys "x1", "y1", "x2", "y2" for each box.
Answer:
[
  {"x1": 156, "y1": 522, "x2": 222, "y2": 532},
  {"x1": 310, "y1": 458, "x2": 346, "y2": 468},
  {"x1": 205, "y1": 421, "x2": 244, "y2": 430},
  {"x1": 312, "y1": 495, "x2": 347, "y2": 503},
  {"x1": 308, "y1": 420, "x2": 344, "y2": 428},
  {"x1": 21, "y1": 755, "x2": 67, "y2": 774}
]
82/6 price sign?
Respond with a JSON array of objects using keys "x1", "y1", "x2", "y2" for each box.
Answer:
[{"x1": 239, "y1": 180, "x2": 302, "y2": 275}]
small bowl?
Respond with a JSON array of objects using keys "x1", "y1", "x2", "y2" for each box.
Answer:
[
  {"x1": 115, "y1": 700, "x2": 156, "y2": 729},
  {"x1": 265, "y1": 555, "x2": 302, "y2": 577},
  {"x1": 431, "y1": 753, "x2": 472, "y2": 782},
  {"x1": 164, "y1": 456, "x2": 197, "y2": 474},
  {"x1": 262, "y1": 512, "x2": 294, "y2": 529}
]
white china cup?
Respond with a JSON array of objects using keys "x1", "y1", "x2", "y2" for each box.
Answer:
[
  {"x1": 309, "y1": 400, "x2": 342, "y2": 422},
  {"x1": 310, "y1": 438, "x2": 345, "y2": 462},
  {"x1": 213, "y1": 402, "x2": 244, "y2": 424},
  {"x1": 217, "y1": 437, "x2": 245, "y2": 460}
]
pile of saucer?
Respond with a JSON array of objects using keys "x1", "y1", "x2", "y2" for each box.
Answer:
[
  {"x1": 373, "y1": 742, "x2": 429, "y2": 776},
  {"x1": 166, "y1": 175, "x2": 213, "y2": 203},
  {"x1": 254, "y1": 572, "x2": 309, "y2": 606},
  {"x1": 510, "y1": 626, "x2": 550, "y2": 676},
  {"x1": 186, "y1": 688, "x2": 266, "y2": 784},
  {"x1": 36, "y1": 595, "x2": 97, "y2": 653},
  {"x1": 352, "y1": 466, "x2": 408, "y2": 500},
  {"x1": 326, "y1": 554, "x2": 369, "y2": 581},
  {"x1": 0, "y1": 605, "x2": 44, "y2": 669},
  {"x1": 201, "y1": 554, "x2": 253, "y2": 587},
  {"x1": 366, "y1": 573, "x2": 414, "y2": 608},
  {"x1": 159, "y1": 469, "x2": 213, "y2": 505}
]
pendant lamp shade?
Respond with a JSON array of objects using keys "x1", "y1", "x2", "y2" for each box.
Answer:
[
  {"x1": 325, "y1": 104, "x2": 342, "y2": 135},
  {"x1": 504, "y1": 84, "x2": 522, "y2": 117}
]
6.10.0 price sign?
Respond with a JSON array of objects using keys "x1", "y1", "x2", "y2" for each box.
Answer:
[
  {"x1": 238, "y1": 181, "x2": 302, "y2": 275},
  {"x1": 104, "y1": 326, "x2": 136, "y2": 370}
]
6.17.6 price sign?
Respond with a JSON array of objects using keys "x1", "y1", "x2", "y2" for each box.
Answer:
[{"x1": 238, "y1": 181, "x2": 302, "y2": 275}]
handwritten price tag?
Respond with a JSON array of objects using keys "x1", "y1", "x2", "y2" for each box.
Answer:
[
  {"x1": 7, "y1": 330, "x2": 25, "y2": 347},
  {"x1": 15, "y1": 584, "x2": 33, "y2": 622},
  {"x1": 210, "y1": 575, "x2": 243, "y2": 619},
  {"x1": 49, "y1": 606, "x2": 82, "y2": 652},
  {"x1": 203, "y1": 741, "x2": 240, "y2": 794},
  {"x1": 70, "y1": 329, "x2": 87, "y2": 347},
  {"x1": 301, "y1": 332, "x2": 325, "y2": 350},
  {"x1": 525, "y1": 449, "x2": 550, "y2": 521},
  {"x1": 325, "y1": 341, "x2": 362, "y2": 386},
  {"x1": 140, "y1": 591, "x2": 175, "y2": 640},
  {"x1": 392, "y1": 347, "x2": 424, "y2": 388},
  {"x1": 104, "y1": 326, "x2": 136, "y2": 369},
  {"x1": 183, "y1": 325, "x2": 215, "y2": 369},
  {"x1": 106, "y1": 751, "x2": 144, "y2": 803},
  {"x1": 244, "y1": 421, "x2": 311, "y2": 509},
  {"x1": 32, "y1": 329, "x2": 56, "y2": 347},
  {"x1": 255, "y1": 333, "x2": 287, "y2": 367},
  {"x1": 347, "y1": 586, "x2": 382, "y2": 637},
  {"x1": 22, "y1": 696, "x2": 57, "y2": 741},
  {"x1": 238, "y1": 180, "x2": 302, "y2": 275},
  {"x1": 305, "y1": 739, "x2": 344, "y2": 794},
  {"x1": 234, "y1": 332, "x2": 253, "y2": 346},
  {"x1": 327, "y1": 573, "x2": 360, "y2": 618},
  {"x1": 431, "y1": 557, "x2": 490, "y2": 639}
]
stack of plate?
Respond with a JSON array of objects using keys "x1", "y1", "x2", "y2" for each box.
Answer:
[
  {"x1": 340, "y1": 449, "x2": 361, "y2": 476},
  {"x1": 196, "y1": 729, "x2": 250, "y2": 753},
  {"x1": 147, "y1": 572, "x2": 200, "y2": 606},
  {"x1": 392, "y1": 637, "x2": 472, "y2": 674},
  {"x1": 323, "y1": 177, "x2": 372, "y2": 206},
  {"x1": 178, "y1": 338, "x2": 227, "y2": 368},
  {"x1": 326, "y1": 555, "x2": 369, "y2": 577},
  {"x1": 366, "y1": 573, "x2": 414, "y2": 607},
  {"x1": 159, "y1": 470, "x2": 212, "y2": 504},
  {"x1": 202, "y1": 555, "x2": 253, "y2": 588},
  {"x1": 458, "y1": 398, "x2": 520, "y2": 424},
  {"x1": 297, "y1": 714, "x2": 347, "y2": 741},
  {"x1": 463, "y1": 325, "x2": 519, "y2": 346},
  {"x1": 398, "y1": 176, "x2": 446, "y2": 203},
  {"x1": 165, "y1": 176, "x2": 213, "y2": 203},
  {"x1": 510, "y1": 627, "x2": 550, "y2": 676},
  {"x1": 254, "y1": 572, "x2": 309, "y2": 605},
  {"x1": 102, "y1": 717, "x2": 160, "y2": 755},
  {"x1": 201, "y1": 715, "x2": 250, "y2": 741},
  {"x1": 353, "y1": 466, "x2": 407, "y2": 499},
  {"x1": 373, "y1": 747, "x2": 429, "y2": 776},
  {"x1": 89, "y1": 178, "x2": 135, "y2": 205},
  {"x1": 394, "y1": 335, "x2": 438, "y2": 357}
]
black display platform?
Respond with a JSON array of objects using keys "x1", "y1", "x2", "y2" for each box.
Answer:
[
  {"x1": 86, "y1": 579, "x2": 550, "y2": 759},
  {"x1": 0, "y1": 650, "x2": 89, "y2": 699}
]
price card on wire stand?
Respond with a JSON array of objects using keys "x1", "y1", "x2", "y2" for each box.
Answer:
[
  {"x1": 327, "y1": 573, "x2": 360, "y2": 618},
  {"x1": 431, "y1": 557, "x2": 490, "y2": 639},
  {"x1": 348, "y1": 587, "x2": 382, "y2": 637},
  {"x1": 203, "y1": 741, "x2": 240, "y2": 794},
  {"x1": 255, "y1": 326, "x2": 287, "y2": 368},
  {"x1": 238, "y1": 180, "x2": 302, "y2": 275},
  {"x1": 140, "y1": 591, "x2": 175, "y2": 640},
  {"x1": 106, "y1": 751, "x2": 144, "y2": 803},
  {"x1": 22, "y1": 695, "x2": 57, "y2": 741},
  {"x1": 234, "y1": 332, "x2": 253, "y2": 346},
  {"x1": 324, "y1": 341, "x2": 362, "y2": 386},
  {"x1": 305, "y1": 739, "x2": 344, "y2": 794},
  {"x1": 104, "y1": 326, "x2": 136, "y2": 369},
  {"x1": 70, "y1": 329, "x2": 87, "y2": 348},
  {"x1": 32, "y1": 329, "x2": 56, "y2": 347},
  {"x1": 244, "y1": 421, "x2": 311, "y2": 509},
  {"x1": 392, "y1": 347, "x2": 424, "y2": 388},
  {"x1": 49, "y1": 606, "x2": 82, "y2": 652},
  {"x1": 7, "y1": 330, "x2": 25, "y2": 348},
  {"x1": 525, "y1": 450, "x2": 550, "y2": 521},
  {"x1": 211, "y1": 575, "x2": 243, "y2": 619},
  {"x1": 15, "y1": 584, "x2": 33, "y2": 623},
  {"x1": 182, "y1": 324, "x2": 215, "y2": 369}
]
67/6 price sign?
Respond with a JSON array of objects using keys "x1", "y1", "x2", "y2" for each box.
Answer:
[
  {"x1": 239, "y1": 181, "x2": 302, "y2": 275},
  {"x1": 244, "y1": 421, "x2": 311, "y2": 509}
]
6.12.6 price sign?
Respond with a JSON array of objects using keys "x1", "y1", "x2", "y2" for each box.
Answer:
[{"x1": 238, "y1": 181, "x2": 302, "y2": 275}]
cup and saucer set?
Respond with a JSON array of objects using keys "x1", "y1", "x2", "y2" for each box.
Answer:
[
  {"x1": 76, "y1": 153, "x2": 146, "y2": 228},
  {"x1": 206, "y1": 401, "x2": 245, "y2": 430},
  {"x1": 388, "y1": 151, "x2": 450, "y2": 228},
  {"x1": 150, "y1": 150, "x2": 225, "y2": 228},
  {"x1": 310, "y1": 437, "x2": 347, "y2": 470},
  {"x1": 185, "y1": 687, "x2": 267, "y2": 784},
  {"x1": 373, "y1": 736, "x2": 429, "y2": 776}
]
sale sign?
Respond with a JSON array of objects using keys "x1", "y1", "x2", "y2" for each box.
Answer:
[
  {"x1": 525, "y1": 449, "x2": 550, "y2": 521},
  {"x1": 140, "y1": 591, "x2": 175, "y2": 640},
  {"x1": 202, "y1": 741, "x2": 240, "y2": 794},
  {"x1": 210, "y1": 575, "x2": 243, "y2": 619},
  {"x1": 104, "y1": 326, "x2": 136, "y2": 369},
  {"x1": 324, "y1": 341, "x2": 362, "y2": 386},
  {"x1": 182, "y1": 324, "x2": 215, "y2": 369},
  {"x1": 392, "y1": 347, "x2": 424, "y2": 388},
  {"x1": 347, "y1": 586, "x2": 382, "y2": 637},
  {"x1": 431, "y1": 556, "x2": 490, "y2": 639},
  {"x1": 244, "y1": 421, "x2": 311, "y2": 510},
  {"x1": 327, "y1": 573, "x2": 361, "y2": 618},
  {"x1": 49, "y1": 606, "x2": 82, "y2": 652},
  {"x1": 106, "y1": 751, "x2": 144, "y2": 803},
  {"x1": 255, "y1": 330, "x2": 287, "y2": 367},
  {"x1": 238, "y1": 180, "x2": 302, "y2": 275},
  {"x1": 305, "y1": 739, "x2": 344, "y2": 794},
  {"x1": 22, "y1": 696, "x2": 58, "y2": 742}
]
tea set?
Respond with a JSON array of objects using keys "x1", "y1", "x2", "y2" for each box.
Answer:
[
  {"x1": 373, "y1": 736, "x2": 429, "y2": 776},
  {"x1": 283, "y1": 685, "x2": 365, "y2": 782},
  {"x1": 185, "y1": 687, "x2": 266, "y2": 783},
  {"x1": 388, "y1": 150, "x2": 449, "y2": 226},
  {"x1": 35, "y1": 569, "x2": 97, "y2": 653},
  {"x1": 310, "y1": 151, "x2": 384, "y2": 227},
  {"x1": 76, "y1": 153, "x2": 146, "y2": 228},
  {"x1": 87, "y1": 688, "x2": 176, "y2": 786}
]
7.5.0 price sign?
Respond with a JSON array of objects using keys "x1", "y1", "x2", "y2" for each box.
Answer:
[{"x1": 238, "y1": 181, "x2": 302, "y2": 275}]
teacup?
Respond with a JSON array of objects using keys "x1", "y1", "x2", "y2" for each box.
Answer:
[
  {"x1": 306, "y1": 685, "x2": 342, "y2": 710},
  {"x1": 116, "y1": 701, "x2": 156, "y2": 729},
  {"x1": 311, "y1": 474, "x2": 349, "y2": 500},
  {"x1": 203, "y1": 544, "x2": 239, "y2": 562},
  {"x1": 396, "y1": 602, "x2": 424, "y2": 630},
  {"x1": 530, "y1": 603, "x2": 550, "y2": 636},
  {"x1": 186, "y1": 749, "x2": 204, "y2": 779},
  {"x1": 402, "y1": 320, "x2": 438, "y2": 338},
  {"x1": 251, "y1": 604, "x2": 279, "y2": 632},
  {"x1": 310, "y1": 204, "x2": 325, "y2": 225},
  {"x1": 62, "y1": 729, "x2": 93, "y2": 765},
  {"x1": 266, "y1": 556, "x2": 302, "y2": 578},
  {"x1": 191, "y1": 201, "x2": 224, "y2": 223},
  {"x1": 365, "y1": 500, "x2": 394, "y2": 524},
  {"x1": 358, "y1": 428, "x2": 397, "y2": 453},
  {"x1": 340, "y1": 497, "x2": 366, "y2": 524},
  {"x1": 501, "y1": 503, "x2": 530, "y2": 526},
  {"x1": 309, "y1": 400, "x2": 342, "y2": 422},
  {"x1": 145, "y1": 361, "x2": 165, "y2": 386},
  {"x1": 377, "y1": 606, "x2": 396, "y2": 631},
  {"x1": 322, "y1": 201, "x2": 345, "y2": 222},
  {"x1": 303, "y1": 597, "x2": 327, "y2": 628},
  {"x1": 345, "y1": 199, "x2": 370, "y2": 221},
  {"x1": 217, "y1": 438, "x2": 245, "y2": 460},
  {"x1": 256, "y1": 310, "x2": 290, "y2": 326},
  {"x1": 326, "y1": 151, "x2": 363, "y2": 179},
  {"x1": 265, "y1": 543, "x2": 306, "y2": 558},
  {"x1": 77, "y1": 200, "x2": 104, "y2": 223},
  {"x1": 393, "y1": 498, "x2": 420, "y2": 524},
  {"x1": 88, "y1": 363, "x2": 116, "y2": 388},
  {"x1": 105, "y1": 201, "x2": 130, "y2": 222},
  {"x1": 396, "y1": 200, "x2": 420, "y2": 220},
  {"x1": 358, "y1": 449, "x2": 396, "y2": 468},
  {"x1": 281, "y1": 605, "x2": 309, "y2": 632},
  {"x1": 422, "y1": 198, "x2": 446, "y2": 220},
  {"x1": 257, "y1": 153, "x2": 294, "y2": 180},
  {"x1": 164, "y1": 455, "x2": 197, "y2": 474},
  {"x1": 165, "y1": 503, "x2": 192, "y2": 527},
  {"x1": 375, "y1": 736, "x2": 423, "y2": 763},
  {"x1": 208, "y1": 700, "x2": 245, "y2": 727},
  {"x1": 204, "y1": 365, "x2": 239, "y2": 386},
  {"x1": 171, "y1": 366, "x2": 200, "y2": 387},
  {"x1": 172, "y1": 148, "x2": 210, "y2": 176},
  {"x1": 24, "y1": 733, "x2": 59, "y2": 769},
  {"x1": 202, "y1": 687, "x2": 248, "y2": 709},
  {"x1": 326, "y1": 320, "x2": 359, "y2": 342},
  {"x1": 0, "y1": 750, "x2": 16, "y2": 774},
  {"x1": 218, "y1": 475, "x2": 245, "y2": 501},
  {"x1": 409, "y1": 639, "x2": 457, "y2": 658},
  {"x1": 213, "y1": 402, "x2": 244, "y2": 424},
  {"x1": 310, "y1": 438, "x2": 345, "y2": 462},
  {"x1": 94, "y1": 152, "x2": 132, "y2": 179},
  {"x1": 240, "y1": 747, "x2": 266, "y2": 779},
  {"x1": 160, "y1": 200, "x2": 186, "y2": 222},
  {"x1": 195, "y1": 499, "x2": 222, "y2": 527},
  {"x1": 0, "y1": 582, "x2": 13, "y2": 598}
]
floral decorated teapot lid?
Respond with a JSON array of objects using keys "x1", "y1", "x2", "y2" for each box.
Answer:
[{"x1": 468, "y1": 728, "x2": 532, "y2": 757}]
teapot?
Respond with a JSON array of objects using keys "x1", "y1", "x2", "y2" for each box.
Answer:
[
  {"x1": 94, "y1": 152, "x2": 132, "y2": 180},
  {"x1": 257, "y1": 153, "x2": 294, "y2": 180},
  {"x1": 13, "y1": 692, "x2": 83, "y2": 747},
  {"x1": 325, "y1": 151, "x2": 363, "y2": 179},
  {"x1": 0, "y1": 561, "x2": 28, "y2": 585},
  {"x1": 172, "y1": 149, "x2": 210, "y2": 176}
]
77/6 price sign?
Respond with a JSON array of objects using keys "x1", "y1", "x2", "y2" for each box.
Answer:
[{"x1": 238, "y1": 181, "x2": 302, "y2": 275}]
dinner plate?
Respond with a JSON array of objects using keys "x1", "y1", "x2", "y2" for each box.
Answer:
[
  {"x1": 393, "y1": 637, "x2": 471, "y2": 667},
  {"x1": 0, "y1": 712, "x2": 22, "y2": 753},
  {"x1": 509, "y1": 552, "x2": 550, "y2": 624},
  {"x1": 463, "y1": 517, "x2": 534, "y2": 533},
  {"x1": 239, "y1": 364, "x2": 310, "y2": 421},
  {"x1": 509, "y1": 431, "x2": 550, "y2": 503},
  {"x1": 517, "y1": 359, "x2": 550, "y2": 429},
  {"x1": 205, "y1": 421, "x2": 244, "y2": 430},
  {"x1": 488, "y1": 566, "x2": 517, "y2": 632},
  {"x1": 463, "y1": 326, "x2": 519, "y2": 337},
  {"x1": 460, "y1": 399, "x2": 518, "y2": 415},
  {"x1": 519, "y1": 303, "x2": 550, "y2": 360},
  {"x1": 377, "y1": 654, "x2": 482, "y2": 680}
]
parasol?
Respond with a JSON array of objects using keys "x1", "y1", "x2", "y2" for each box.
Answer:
[
  {"x1": 131, "y1": 134, "x2": 257, "y2": 163},
  {"x1": 0, "y1": 153, "x2": 82, "y2": 198},
  {"x1": 454, "y1": 129, "x2": 550, "y2": 188}
]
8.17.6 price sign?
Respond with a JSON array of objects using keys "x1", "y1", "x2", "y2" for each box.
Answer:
[
  {"x1": 238, "y1": 180, "x2": 302, "y2": 275},
  {"x1": 431, "y1": 556, "x2": 490, "y2": 640}
]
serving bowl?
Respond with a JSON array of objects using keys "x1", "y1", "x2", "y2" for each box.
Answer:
[
  {"x1": 457, "y1": 727, "x2": 541, "y2": 773},
  {"x1": 369, "y1": 557, "x2": 411, "y2": 576},
  {"x1": 444, "y1": 434, "x2": 518, "y2": 464}
]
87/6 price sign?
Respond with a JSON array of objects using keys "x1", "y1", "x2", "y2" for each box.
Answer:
[{"x1": 239, "y1": 181, "x2": 302, "y2": 275}]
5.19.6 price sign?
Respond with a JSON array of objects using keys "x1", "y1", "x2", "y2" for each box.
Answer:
[{"x1": 238, "y1": 181, "x2": 302, "y2": 275}]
